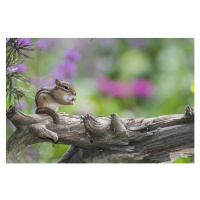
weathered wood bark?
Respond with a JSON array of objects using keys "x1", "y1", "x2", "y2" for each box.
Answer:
[{"x1": 6, "y1": 105, "x2": 194, "y2": 163}]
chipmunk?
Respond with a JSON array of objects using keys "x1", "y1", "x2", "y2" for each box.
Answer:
[{"x1": 35, "y1": 79, "x2": 76, "y2": 124}]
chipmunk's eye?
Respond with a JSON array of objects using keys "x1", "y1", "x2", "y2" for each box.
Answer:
[{"x1": 63, "y1": 86, "x2": 69, "y2": 90}]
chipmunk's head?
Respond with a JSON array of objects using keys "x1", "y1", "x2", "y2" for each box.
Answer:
[{"x1": 54, "y1": 79, "x2": 76, "y2": 105}]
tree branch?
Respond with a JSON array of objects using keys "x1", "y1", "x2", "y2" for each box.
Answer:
[{"x1": 6, "y1": 105, "x2": 194, "y2": 163}]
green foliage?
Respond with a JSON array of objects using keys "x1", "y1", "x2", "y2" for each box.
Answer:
[
  {"x1": 6, "y1": 38, "x2": 34, "y2": 106},
  {"x1": 6, "y1": 71, "x2": 29, "y2": 105},
  {"x1": 173, "y1": 156, "x2": 191, "y2": 163},
  {"x1": 6, "y1": 38, "x2": 34, "y2": 67}
]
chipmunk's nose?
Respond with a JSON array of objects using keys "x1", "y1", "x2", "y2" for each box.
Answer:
[{"x1": 74, "y1": 92, "x2": 76, "y2": 96}]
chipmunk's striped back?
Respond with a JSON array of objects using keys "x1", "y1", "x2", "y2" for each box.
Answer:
[{"x1": 35, "y1": 87, "x2": 52, "y2": 107}]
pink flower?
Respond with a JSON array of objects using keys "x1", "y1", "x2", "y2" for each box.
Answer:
[
  {"x1": 97, "y1": 77, "x2": 132, "y2": 98},
  {"x1": 97, "y1": 77, "x2": 154, "y2": 98},
  {"x1": 132, "y1": 79, "x2": 154, "y2": 98}
]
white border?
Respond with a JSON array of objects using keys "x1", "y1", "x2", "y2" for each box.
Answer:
[{"x1": 0, "y1": 1, "x2": 199, "y2": 200}]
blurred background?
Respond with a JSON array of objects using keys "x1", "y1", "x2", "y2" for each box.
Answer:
[{"x1": 6, "y1": 38, "x2": 194, "y2": 163}]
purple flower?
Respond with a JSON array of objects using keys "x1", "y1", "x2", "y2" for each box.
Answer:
[
  {"x1": 32, "y1": 60, "x2": 77, "y2": 90},
  {"x1": 51, "y1": 67, "x2": 66, "y2": 81},
  {"x1": 97, "y1": 77, "x2": 154, "y2": 98},
  {"x1": 16, "y1": 100, "x2": 27, "y2": 109},
  {"x1": 64, "y1": 60, "x2": 76, "y2": 78},
  {"x1": 45, "y1": 38, "x2": 60, "y2": 49},
  {"x1": 7, "y1": 64, "x2": 27, "y2": 73},
  {"x1": 7, "y1": 38, "x2": 32, "y2": 45},
  {"x1": 51, "y1": 60, "x2": 77, "y2": 80},
  {"x1": 7, "y1": 64, "x2": 28, "y2": 73},
  {"x1": 17, "y1": 64, "x2": 28, "y2": 72},
  {"x1": 15, "y1": 38, "x2": 32, "y2": 58},
  {"x1": 132, "y1": 79, "x2": 154, "y2": 98},
  {"x1": 36, "y1": 39, "x2": 47, "y2": 50},
  {"x1": 35, "y1": 38, "x2": 60, "y2": 50},
  {"x1": 63, "y1": 48, "x2": 82, "y2": 62},
  {"x1": 31, "y1": 46, "x2": 80, "y2": 90},
  {"x1": 40, "y1": 79, "x2": 54, "y2": 88},
  {"x1": 16, "y1": 38, "x2": 32, "y2": 47},
  {"x1": 97, "y1": 77, "x2": 132, "y2": 98}
]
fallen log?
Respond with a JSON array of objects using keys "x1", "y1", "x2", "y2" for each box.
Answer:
[{"x1": 6, "y1": 105, "x2": 194, "y2": 163}]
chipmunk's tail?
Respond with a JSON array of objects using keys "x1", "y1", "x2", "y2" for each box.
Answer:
[{"x1": 35, "y1": 107, "x2": 59, "y2": 124}]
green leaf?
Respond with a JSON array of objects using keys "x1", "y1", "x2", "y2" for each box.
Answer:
[
  {"x1": 173, "y1": 156, "x2": 190, "y2": 163},
  {"x1": 190, "y1": 82, "x2": 194, "y2": 94}
]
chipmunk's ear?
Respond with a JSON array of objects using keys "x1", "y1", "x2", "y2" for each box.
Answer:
[{"x1": 55, "y1": 79, "x2": 61, "y2": 86}]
